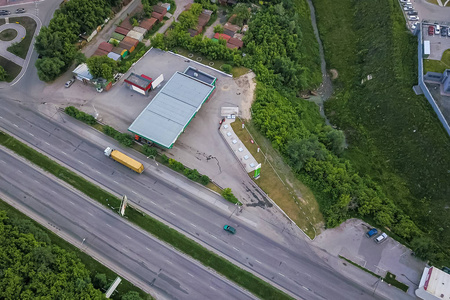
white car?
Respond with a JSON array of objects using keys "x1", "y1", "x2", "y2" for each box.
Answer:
[
  {"x1": 411, "y1": 22, "x2": 419, "y2": 30},
  {"x1": 435, "y1": 24, "x2": 441, "y2": 35},
  {"x1": 403, "y1": 6, "x2": 413, "y2": 10},
  {"x1": 374, "y1": 233, "x2": 388, "y2": 244},
  {"x1": 409, "y1": 16, "x2": 419, "y2": 21}
]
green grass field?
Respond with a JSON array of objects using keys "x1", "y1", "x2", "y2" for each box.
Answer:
[
  {"x1": 424, "y1": 49, "x2": 450, "y2": 73},
  {"x1": 0, "y1": 55, "x2": 22, "y2": 82},
  {"x1": 313, "y1": 0, "x2": 450, "y2": 260},
  {"x1": 7, "y1": 16, "x2": 37, "y2": 59},
  {"x1": 0, "y1": 28, "x2": 17, "y2": 41}
]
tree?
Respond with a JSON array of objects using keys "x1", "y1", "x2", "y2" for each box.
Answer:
[
  {"x1": 0, "y1": 66, "x2": 7, "y2": 81},
  {"x1": 213, "y1": 25, "x2": 224, "y2": 34},
  {"x1": 121, "y1": 291, "x2": 143, "y2": 300},
  {"x1": 86, "y1": 56, "x2": 117, "y2": 80},
  {"x1": 232, "y1": 3, "x2": 251, "y2": 26},
  {"x1": 143, "y1": 144, "x2": 158, "y2": 157},
  {"x1": 35, "y1": 57, "x2": 65, "y2": 82},
  {"x1": 74, "y1": 52, "x2": 87, "y2": 65},
  {"x1": 93, "y1": 273, "x2": 108, "y2": 289},
  {"x1": 178, "y1": 11, "x2": 197, "y2": 29},
  {"x1": 286, "y1": 137, "x2": 327, "y2": 172}
]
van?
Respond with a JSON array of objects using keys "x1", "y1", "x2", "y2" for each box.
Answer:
[
  {"x1": 366, "y1": 228, "x2": 378, "y2": 238},
  {"x1": 374, "y1": 233, "x2": 388, "y2": 243}
]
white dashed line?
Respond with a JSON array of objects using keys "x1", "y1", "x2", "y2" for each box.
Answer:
[
  {"x1": 211, "y1": 235, "x2": 218, "y2": 240},
  {"x1": 0, "y1": 160, "x2": 6, "y2": 164},
  {"x1": 106, "y1": 223, "x2": 112, "y2": 228},
  {"x1": 13, "y1": 124, "x2": 18, "y2": 127},
  {"x1": 61, "y1": 151, "x2": 67, "y2": 156},
  {"x1": 78, "y1": 160, "x2": 84, "y2": 165},
  {"x1": 233, "y1": 247, "x2": 239, "y2": 251},
  {"x1": 18, "y1": 170, "x2": 23, "y2": 174},
  {"x1": 149, "y1": 200, "x2": 155, "y2": 205},
  {"x1": 113, "y1": 180, "x2": 119, "y2": 184},
  {"x1": 166, "y1": 260, "x2": 173, "y2": 265},
  {"x1": 70, "y1": 201, "x2": 75, "y2": 206},
  {"x1": 169, "y1": 212, "x2": 176, "y2": 216},
  {"x1": 45, "y1": 142, "x2": 50, "y2": 146},
  {"x1": 278, "y1": 273, "x2": 285, "y2": 277},
  {"x1": 125, "y1": 235, "x2": 132, "y2": 240},
  {"x1": 132, "y1": 191, "x2": 137, "y2": 194},
  {"x1": 187, "y1": 272, "x2": 194, "y2": 277},
  {"x1": 210, "y1": 286, "x2": 216, "y2": 291},
  {"x1": 88, "y1": 212, "x2": 93, "y2": 216},
  {"x1": 29, "y1": 133, "x2": 34, "y2": 137},
  {"x1": 146, "y1": 247, "x2": 152, "y2": 252},
  {"x1": 255, "y1": 259, "x2": 262, "y2": 264},
  {"x1": 95, "y1": 170, "x2": 101, "y2": 174},
  {"x1": 190, "y1": 223, "x2": 197, "y2": 228}
]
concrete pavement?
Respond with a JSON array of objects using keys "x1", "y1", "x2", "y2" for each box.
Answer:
[{"x1": 0, "y1": 22, "x2": 26, "y2": 66}]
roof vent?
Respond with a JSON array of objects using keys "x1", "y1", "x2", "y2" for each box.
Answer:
[{"x1": 194, "y1": 72, "x2": 198, "y2": 77}]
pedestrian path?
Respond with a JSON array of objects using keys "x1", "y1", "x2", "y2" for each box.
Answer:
[{"x1": 0, "y1": 22, "x2": 26, "y2": 66}]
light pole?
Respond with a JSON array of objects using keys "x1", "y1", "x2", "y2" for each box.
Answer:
[
  {"x1": 81, "y1": 238, "x2": 86, "y2": 245},
  {"x1": 147, "y1": 155, "x2": 159, "y2": 166},
  {"x1": 228, "y1": 202, "x2": 240, "y2": 218}
]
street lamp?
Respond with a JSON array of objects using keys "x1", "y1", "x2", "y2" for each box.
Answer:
[
  {"x1": 147, "y1": 155, "x2": 159, "y2": 166},
  {"x1": 81, "y1": 238, "x2": 86, "y2": 245}
]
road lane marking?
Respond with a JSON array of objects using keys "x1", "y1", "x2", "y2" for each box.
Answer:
[
  {"x1": 69, "y1": 201, "x2": 75, "y2": 205},
  {"x1": 18, "y1": 170, "x2": 23, "y2": 174},
  {"x1": 146, "y1": 247, "x2": 152, "y2": 252},
  {"x1": 51, "y1": 190, "x2": 57, "y2": 194},
  {"x1": 88, "y1": 212, "x2": 93, "y2": 216},
  {"x1": 45, "y1": 142, "x2": 50, "y2": 146},
  {"x1": 113, "y1": 180, "x2": 119, "y2": 184},
  {"x1": 187, "y1": 272, "x2": 194, "y2": 277},
  {"x1": 255, "y1": 259, "x2": 262, "y2": 264},
  {"x1": 166, "y1": 259, "x2": 173, "y2": 265},
  {"x1": 78, "y1": 160, "x2": 84, "y2": 165},
  {"x1": 95, "y1": 170, "x2": 101, "y2": 174},
  {"x1": 210, "y1": 286, "x2": 216, "y2": 290},
  {"x1": 13, "y1": 124, "x2": 18, "y2": 127},
  {"x1": 61, "y1": 151, "x2": 67, "y2": 156},
  {"x1": 125, "y1": 235, "x2": 132, "y2": 240},
  {"x1": 106, "y1": 223, "x2": 112, "y2": 228},
  {"x1": 34, "y1": 179, "x2": 39, "y2": 183},
  {"x1": 278, "y1": 273, "x2": 285, "y2": 277},
  {"x1": 0, "y1": 160, "x2": 5, "y2": 164},
  {"x1": 169, "y1": 212, "x2": 176, "y2": 216},
  {"x1": 233, "y1": 247, "x2": 239, "y2": 251},
  {"x1": 149, "y1": 200, "x2": 155, "y2": 205},
  {"x1": 211, "y1": 235, "x2": 218, "y2": 240},
  {"x1": 132, "y1": 191, "x2": 137, "y2": 195},
  {"x1": 190, "y1": 223, "x2": 197, "y2": 228},
  {"x1": 29, "y1": 133, "x2": 34, "y2": 137}
]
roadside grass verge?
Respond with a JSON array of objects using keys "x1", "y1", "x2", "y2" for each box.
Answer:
[
  {"x1": 424, "y1": 49, "x2": 450, "y2": 73},
  {"x1": 7, "y1": 17, "x2": 37, "y2": 59},
  {"x1": 0, "y1": 55, "x2": 22, "y2": 82},
  {"x1": 0, "y1": 130, "x2": 292, "y2": 300},
  {"x1": 0, "y1": 200, "x2": 151, "y2": 300},
  {"x1": 0, "y1": 29, "x2": 17, "y2": 41},
  {"x1": 231, "y1": 119, "x2": 322, "y2": 239},
  {"x1": 339, "y1": 256, "x2": 409, "y2": 292}
]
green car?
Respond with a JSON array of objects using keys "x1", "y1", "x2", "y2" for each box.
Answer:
[{"x1": 223, "y1": 225, "x2": 236, "y2": 234}]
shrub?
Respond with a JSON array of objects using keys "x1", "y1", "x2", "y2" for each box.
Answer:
[
  {"x1": 168, "y1": 158, "x2": 185, "y2": 172},
  {"x1": 200, "y1": 175, "x2": 210, "y2": 185},
  {"x1": 221, "y1": 188, "x2": 240, "y2": 204},
  {"x1": 64, "y1": 106, "x2": 97, "y2": 125},
  {"x1": 213, "y1": 25, "x2": 223, "y2": 34},
  {"x1": 221, "y1": 64, "x2": 232, "y2": 73},
  {"x1": 142, "y1": 145, "x2": 158, "y2": 157},
  {"x1": 161, "y1": 154, "x2": 169, "y2": 163}
]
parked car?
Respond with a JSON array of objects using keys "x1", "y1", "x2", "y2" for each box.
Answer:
[
  {"x1": 400, "y1": 0, "x2": 410, "y2": 2},
  {"x1": 435, "y1": 24, "x2": 440, "y2": 35},
  {"x1": 429, "y1": 25, "x2": 435, "y2": 36},
  {"x1": 366, "y1": 228, "x2": 378, "y2": 238},
  {"x1": 0, "y1": 10, "x2": 11, "y2": 15},
  {"x1": 448, "y1": 29, "x2": 450, "y2": 37},
  {"x1": 403, "y1": 6, "x2": 413, "y2": 10},
  {"x1": 407, "y1": 11, "x2": 418, "y2": 15},
  {"x1": 374, "y1": 233, "x2": 388, "y2": 243},
  {"x1": 402, "y1": 2, "x2": 412, "y2": 6},
  {"x1": 408, "y1": 16, "x2": 419, "y2": 21},
  {"x1": 411, "y1": 22, "x2": 419, "y2": 30},
  {"x1": 441, "y1": 27, "x2": 448, "y2": 37},
  {"x1": 15, "y1": 8, "x2": 26, "y2": 13},
  {"x1": 223, "y1": 225, "x2": 236, "y2": 234},
  {"x1": 64, "y1": 78, "x2": 75, "y2": 88}
]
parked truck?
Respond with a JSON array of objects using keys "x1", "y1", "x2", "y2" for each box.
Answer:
[{"x1": 104, "y1": 147, "x2": 144, "y2": 173}]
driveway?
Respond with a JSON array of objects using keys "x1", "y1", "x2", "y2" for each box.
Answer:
[{"x1": 0, "y1": 22, "x2": 26, "y2": 66}]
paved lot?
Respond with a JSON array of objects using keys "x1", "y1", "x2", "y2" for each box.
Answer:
[
  {"x1": 421, "y1": 22, "x2": 450, "y2": 60},
  {"x1": 312, "y1": 219, "x2": 426, "y2": 297},
  {"x1": 0, "y1": 22, "x2": 26, "y2": 66}
]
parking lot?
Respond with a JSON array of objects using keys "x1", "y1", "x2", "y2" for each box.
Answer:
[
  {"x1": 421, "y1": 22, "x2": 450, "y2": 60},
  {"x1": 312, "y1": 219, "x2": 426, "y2": 297}
]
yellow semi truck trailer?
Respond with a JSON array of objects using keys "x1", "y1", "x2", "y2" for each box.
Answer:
[{"x1": 104, "y1": 147, "x2": 144, "y2": 173}]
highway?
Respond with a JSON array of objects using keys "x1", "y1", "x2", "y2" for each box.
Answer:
[
  {"x1": 0, "y1": 99, "x2": 392, "y2": 300},
  {"x1": 0, "y1": 145, "x2": 256, "y2": 300}
]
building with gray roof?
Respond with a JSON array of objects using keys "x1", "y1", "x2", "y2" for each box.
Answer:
[{"x1": 128, "y1": 68, "x2": 216, "y2": 148}]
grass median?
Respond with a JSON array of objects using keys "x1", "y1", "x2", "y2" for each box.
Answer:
[{"x1": 0, "y1": 130, "x2": 292, "y2": 300}]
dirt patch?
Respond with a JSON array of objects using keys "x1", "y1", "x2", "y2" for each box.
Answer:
[
  {"x1": 330, "y1": 69, "x2": 338, "y2": 80},
  {"x1": 236, "y1": 71, "x2": 256, "y2": 120}
]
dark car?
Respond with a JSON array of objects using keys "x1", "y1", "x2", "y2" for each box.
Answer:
[
  {"x1": 0, "y1": 10, "x2": 11, "y2": 15},
  {"x1": 441, "y1": 27, "x2": 448, "y2": 37},
  {"x1": 15, "y1": 8, "x2": 26, "y2": 14},
  {"x1": 407, "y1": 11, "x2": 418, "y2": 15},
  {"x1": 428, "y1": 25, "x2": 434, "y2": 36},
  {"x1": 223, "y1": 225, "x2": 236, "y2": 234},
  {"x1": 366, "y1": 228, "x2": 378, "y2": 238}
]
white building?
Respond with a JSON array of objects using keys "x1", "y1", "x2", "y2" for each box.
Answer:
[{"x1": 416, "y1": 267, "x2": 450, "y2": 300}]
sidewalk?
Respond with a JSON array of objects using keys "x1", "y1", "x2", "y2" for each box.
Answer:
[{"x1": 0, "y1": 22, "x2": 26, "y2": 66}]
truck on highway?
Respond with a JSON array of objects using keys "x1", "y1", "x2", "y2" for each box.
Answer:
[{"x1": 104, "y1": 147, "x2": 144, "y2": 173}]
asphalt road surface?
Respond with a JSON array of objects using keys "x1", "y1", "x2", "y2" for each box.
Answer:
[
  {"x1": 0, "y1": 99, "x2": 395, "y2": 300},
  {"x1": 0, "y1": 146, "x2": 256, "y2": 300}
]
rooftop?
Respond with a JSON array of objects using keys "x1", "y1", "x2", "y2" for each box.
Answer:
[
  {"x1": 128, "y1": 71, "x2": 215, "y2": 148},
  {"x1": 124, "y1": 73, "x2": 152, "y2": 90},
  {"x1": 184, "y1": 66, "x2": 217, "y2": 85}
]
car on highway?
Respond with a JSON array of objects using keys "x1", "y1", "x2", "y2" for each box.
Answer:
[
  {"x1": 65, "y1": 78, "x2": 75, "y2": 88},
  {"x1": 223, "y1": 225, "x2": 236, "y2": 234},
  {"x1": 408, "y1": 16, "x2": 419, "y2": 21},
  {"x1": 374, "y1": 232, "x2": 388, "y2": 244},
  {"x1": 429, "y1": 25, "x2": 435, "y2": 36},
  {"x1": 366, "y1": 228, "x2": 378, "y2": 238},
  {"x1": 15, "y1": 8, "x2": 26, "y2": 13},
  {"x1": 0, "y1": 10, "x2": 11, "y2": 15}
]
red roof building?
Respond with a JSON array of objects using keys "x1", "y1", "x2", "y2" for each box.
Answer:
[
  {"x1": 151, "y1": 11, "x2": 164, "y2": 22},
  {"x1": 98, "y1": 42, "x2": 114, "y2": 52},
  {"x1": 140, "y1": 18, "x2": 157, "y2": 30},
  {"x1": 153, "y1": 5, "x2": 167, "y2": 15},
  {"x1": 115, "y1": 26, "x2": 130, "y2": 36},
  {"x1": 227, "y1": 37, "x2": 243, "y2": 49},
  {"x1": 213, "y1": 33, "x2": 231, "y2": 41},
  {"x1": 93, "y1": 48, "x2": 109, "y2": 57}
]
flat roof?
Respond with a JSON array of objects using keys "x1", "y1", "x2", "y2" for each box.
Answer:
[
  {"x1": 184, "y1": 66, "x2": 217, "y2": 85},
  {"x1": 425, "y1": 267, "x2": 450, "y2": 298},
  {"x1": 125, "y1": 73, "x2": 152, "y2": 90},
  {"x1": 128, "y1": 71, "x2": 215, "y2": 148}
]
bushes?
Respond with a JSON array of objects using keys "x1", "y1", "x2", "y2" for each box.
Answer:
[
  {"x1": 103, "y1": 126, "x2": 133, "y2": 147},
  {"x1": 166, "y1": 158, "x2": 210, "y2": 185},
  {"x1": 221, "y1": 64, "x2": 232, "y2": 73},
  {"x1": 64, "y1": 106, "x2": 97, "y2": 125},
  {"x1": 221, "y1": 188, "x2": 241, "y2": 205},
  {"x1": 142, "y1": 144, "x2": 158, "y2": 157}
]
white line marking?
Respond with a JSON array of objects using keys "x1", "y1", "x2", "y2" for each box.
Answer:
[
  {"x1": 113, "y1": 180, "x2": 119, "y2": 184},
  {"x1": 45, "y1": 142, "x2": 50, "y2": 146},
  {"x1": 149, "y1": 200, "x2": 155, "y2": 205},
  {"x1": 88, "y1": 212, "x2": 93, "y2": 216},
  {"x1": 146, "y1": 247, "x2": 152, "y2": 252},
  {"x1": 51, "y1": 190, "x2": 57, "y2": 194},
  {"x1": 211, "y1": 235, "x2": 218, "y2": 240},
  {"x1": 13, "y1": 124, "x2": 18, "y2": 127},
  {"x1": 169, "y1": 212, "x2": 176, "y2": 216},
  {"x1": 29, "y1": 133, "x2": 34, "y2": 137},
  {"x1": 278, "y1": 273, "x2": 285, "y2": 277},
  {"x1": 95, "y1": 170, "x2": 101, "y2": 174},
  {"x1": 210, "y1": 286, "x2": 216, "y2": 290},
  {"x1": 166, "y1": 260, "x2": 173, "y2": 265},
  {"x1": 187, "y1": 272, "x2": 194, "y2": 277},
  {"x1": 78, "y1": 160, "x2": 84, "y2": 165},
  {"x1": 61, "y1": 151, "x2": 67, "y2": 155},
  {"x1": 302, "y1": 286, "x2": 309, "y2": 291},
  {"x1": 106, "y1": 223, "x2": 112, "y2": 228},
  {"x1": 233, "y1": 247, "x2": 239, "y2": 251},
  {"x1": 190, "y1": 223, "x2": 197, "y2": 228},
  {"x1": 125, "y1": 235, "x2": 132, "y2": 239},
  {"x1": 69, "y1": 201, "x2": 75, "y2": 205},
  {"x1": 0, "y1": 160, "x2": 6, "y2": 164},
  {"x1": 34, "y1": 179, "x2": 39, "y2": 183},
  {"x1": 132, "y1": 191, "x2": 137, "y2": 194},
  {"x1": 18, "y1": 170, "x2": 23, "y2": 174},
  {"x1": 255, "y1": 259, "x2": 262, "y2": 264}
]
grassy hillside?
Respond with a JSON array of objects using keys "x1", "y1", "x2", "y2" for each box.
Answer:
[{"x1": 313, "y1": 0, "x2": 450, "y2": 262}]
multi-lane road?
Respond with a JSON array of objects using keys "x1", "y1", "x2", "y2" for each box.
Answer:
[{"x1": 0, "y1": 98, "x2": 400, "y2": 300}]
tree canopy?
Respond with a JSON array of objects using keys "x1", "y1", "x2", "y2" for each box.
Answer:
[{"x1": 86, "y1": 55, "x2": 117, "y2": 80}]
